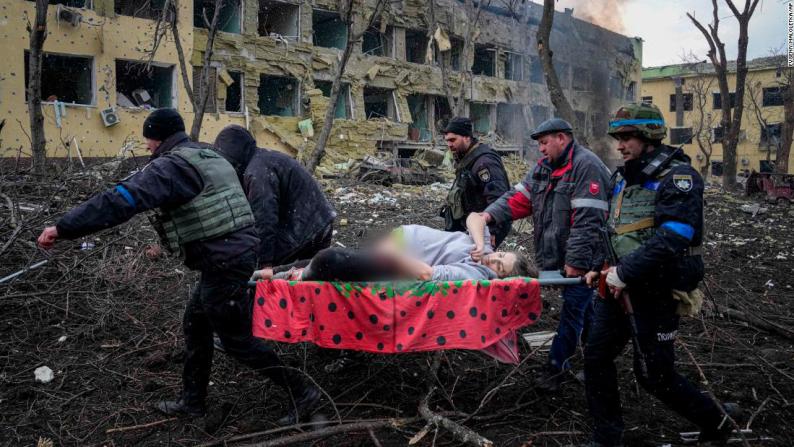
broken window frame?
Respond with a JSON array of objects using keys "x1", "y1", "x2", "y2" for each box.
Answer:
[
  {"x1": 405, "y1": 29, "x2": 429, "y2": 64},
  {"x1": 625, "y1": 81, "x2": 636, "y2": 101},
  {"x1": 641, "y1": 95, "x2": 653, "y2": 104},
  {"x1": 194, "y1": 0, "x2": 243, "y2": 34},
  {"x1": 362, "y1": 24, "x2": 395, "y2": 57},
  {"x1": 362, "y1": 86, "x2": 399, "y2": 122},
  {"x1": 24, "y1": 51, "x2": 95, "y2": 107},
  {"x1": 407, "y1": 94, "x2": 431, "y2": 142},
  {"x1": 224, "y1": 70, "x2": 245, "y2": 114},
  {"x1": 712, "y1": 125, "x2": 724, "y2": 143},
  {"x1": 504, "y1": 51, "x2": 524, "y2": 82},
  {"x1": 116, "y1": 58, "x2": 178, "y2": 110},
  {"x1": 472, "y1": 45, "x2": 497, "y2": 77},
  {"x1": 669, "y1": 93, "x2": 694, "y2": 112},
  {"x1": 669, "y1": 126, "x2": 693, "y2": 145},
  {"x1": 712, "y1": 91, "x2": 736, "y2": 109},
  {"x1": 115, "y1": 0, "x2": 165, "y2": 20},
  {"x1": 762, "y1": 87, "x2": 786, "y2": 107},
  {"x1": 258, "y1": 0, "x2": 301, "y2": 41},
  {"x1": 258, "y1": 74, "x2": 300, "y2": 117},
  {"x1": 711, "y1": 160, "x2": 723, "y2": 177},
  {"x1": 528, "y1": 56, "x2": 544, "y2": 84},
  {"x1": 555, "y1": 61, "x2": 570, "y2": 90},
  {"x1": 496, "y1": 103, "x2": 525, "y2": 144},
  {"x1": 192, "y1": 66, "x2": 218, "y2": 113},
  {"x1": 316, "y1": 80, "x2": 354, "y2": 119},
  {"x1": 469, "y1": 102, "x2": 493, "y2": 134},
  {"x1": 312, "y1": 9, "x2": 347, "y2": 50},
  {"x1": 760, "y1": 122, "x2": 782, "y2": 145}
]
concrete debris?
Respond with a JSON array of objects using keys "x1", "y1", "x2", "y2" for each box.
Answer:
[
  {"x1": 434, "y1": 27, "x2": 452, "y2": 51},
  {"x1": 34, "y1": 366, "x2": 54, "y2": 384},
  {"x1": 740, "y1": 204, "x2": 768, "y2": 216}
]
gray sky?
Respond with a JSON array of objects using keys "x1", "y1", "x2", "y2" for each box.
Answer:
[{"x1": 551, "y1": 0, "x2": 785, "y2": 68}]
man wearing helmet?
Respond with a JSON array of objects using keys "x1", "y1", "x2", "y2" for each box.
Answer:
[
  {"x1": 580, "y1": 103, "x2": 741, "y2": 446},
  {"x1": 478, "y1": 118, "x2": 611, "y2": 391}
]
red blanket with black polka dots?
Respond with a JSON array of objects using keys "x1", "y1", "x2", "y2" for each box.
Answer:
[{"x1": 251, "y1": 278, "x2": 542, "y2": 364}]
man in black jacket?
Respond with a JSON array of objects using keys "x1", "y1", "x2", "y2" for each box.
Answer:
[
  {"x1": 37, "y1": 109, "x2": 319, "y2": 424},
  {"x1": 212, "y1": 125, "x2": 336, "y2": 278},
  {"x1": 580, "y1": 103, "x2": 740, "y2": 446},
  {"x1": 441, "y1": 116, "x2": 511, "y2": 248}
]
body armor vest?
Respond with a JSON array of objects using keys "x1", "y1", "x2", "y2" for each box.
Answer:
[
  {"x1": 152, "y1": 147, "x2": 255, "y2": 255},
  {"x1": 609, "y1": 160, "x2": 684, "y2": 260},
  {"x1": 446, "y1": 143, "x2": 491, "y2": 221}
]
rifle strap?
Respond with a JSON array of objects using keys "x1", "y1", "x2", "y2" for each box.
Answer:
[
  {"x1": 614, "y1": 218, "x2": 655, "y2": 235},
  {"x1": 613, "y1": 185, "x2": 625, "y2": 221}
]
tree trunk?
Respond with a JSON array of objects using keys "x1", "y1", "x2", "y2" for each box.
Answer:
[
  {"x1": 189, "y1": 0, "x2": 224, "y2": 141},
  {"x1": 777, "y1": 72, "x2": 794, "y2": 174},
  {"x1": 27, "y1": 0, "x2": 49, "y2": 173},
  {"x1": 536, "y1": 0, "x2": 589, "y2": 148},
  {"x1": 305, "y1": 42, "x2": 356, "y2": 175},
  {"x1": 305, "y1": 0, "x2": 388, "y2": 175}
]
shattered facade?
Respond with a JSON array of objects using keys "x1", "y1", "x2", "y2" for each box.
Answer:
[{"x1": 1, "y1": 0, "x2": 642, "y2": 170}]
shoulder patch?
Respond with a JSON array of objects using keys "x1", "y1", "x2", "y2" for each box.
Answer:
[
  {"x1": 589, "y1": 182, "x2": 600, "y2": 195},
  {"x1": 478, "y1": 168, "x2": 491, "y2": 182},
  {"x1": 673, "y1": 174, "x2": 693, "y2": 192}
]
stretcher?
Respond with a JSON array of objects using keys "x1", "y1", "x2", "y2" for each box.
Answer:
[{"x1": 250, "y1": 274, "x2": 582, "y2": 364}]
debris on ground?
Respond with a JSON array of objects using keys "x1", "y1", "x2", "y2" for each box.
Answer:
[{"x1": 1, "y1": 162, "x2": 793, "y2": 446}]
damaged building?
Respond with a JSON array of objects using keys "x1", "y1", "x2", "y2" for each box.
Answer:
[{"x1": 1, "y1": 0, "x2": 641, "y2": 171}]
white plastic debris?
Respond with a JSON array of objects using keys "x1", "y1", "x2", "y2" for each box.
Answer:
[
  {"x1": 81, "y1": 242, "x2": 95, "y2": 250},
  {"x1": 765, "y1": 280, "x2": 774, "y2": 288},
  {"x1": 34, "y1": 366, "x2": 54, "y2": 383},
  {"x1": 57, "y1": 336, "x2": 67, "y2": 343}
]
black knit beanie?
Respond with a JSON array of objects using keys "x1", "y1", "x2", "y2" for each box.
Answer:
[
  {"x1": 142, "y1": 108, "x2": 185, "y2": 141},
  {"x1": 442, "y1": 116, "x2": 473, "y2": 137}
]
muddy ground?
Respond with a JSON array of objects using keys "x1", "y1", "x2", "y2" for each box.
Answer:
[{"x1": 1, "y1": 163, "x2": 793, "y2": 446}]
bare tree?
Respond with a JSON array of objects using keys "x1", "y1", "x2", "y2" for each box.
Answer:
[
  {"x1": 688, "y1": 0, "x2": 761, "y2": 189},
  {"x1": 681, "y1": 54, "x2": 718, "y2": 178},
  {"x1": 536, "y1": 0, "x2": 590, "y2": 148},
  {"x1": 26, "y1": 0, "x2": 49, "y2": 173},
  {"x1": 147, "y1": 0, "x2": 233, "y2": 141},
  {"x1": 305, "y1": 0, "x2": 394, "y2": 175}
]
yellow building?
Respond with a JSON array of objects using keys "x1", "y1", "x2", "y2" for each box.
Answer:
[
  {"x1": 1, "y1": 0, "x2": 642, "y2": 169},
  {"x1": 641, "y1": 56, "x2": 791, "y2": 177}
]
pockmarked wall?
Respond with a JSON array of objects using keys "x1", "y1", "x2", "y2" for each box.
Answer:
[{"x1": 2, "y1": 0, "x2": 643, "y2": 172}]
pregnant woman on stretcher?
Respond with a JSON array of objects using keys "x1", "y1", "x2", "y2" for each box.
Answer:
[{"x1": 255, "y1": 213, "x2": 537, "y2": 283}]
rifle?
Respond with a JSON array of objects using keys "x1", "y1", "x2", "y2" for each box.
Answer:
[{"x1": 598, "y1": 227, "x2": 648, "y2": 378}]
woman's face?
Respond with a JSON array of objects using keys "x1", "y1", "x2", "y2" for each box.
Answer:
[{"x1": 482, "y1": 252, "x2": 516, "y2": 278}]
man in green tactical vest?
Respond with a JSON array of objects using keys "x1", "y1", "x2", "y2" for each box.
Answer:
[
  {"x1": 579, "y1": 103, "x2": 741, "y2": 446},
  {"x1": 37, "y1": 109, "x2": 320, "y2": 425}
]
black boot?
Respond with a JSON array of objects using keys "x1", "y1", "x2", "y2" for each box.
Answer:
[
  {"x1": 698, "y1": 403, "x2": 743, "y2": 445},
  {"x1": 277, "y1": 373, "x2": 321, "y2": 425},
  {"x1": 533, "y1": 364, "x2": 566, "y2": 392},
  {"x1": 155, "y1": 397, "x2": 206, "y2": 416}
]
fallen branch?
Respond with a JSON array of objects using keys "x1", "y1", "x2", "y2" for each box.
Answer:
[
  {"x1": 418, "y1": 387, "x2": 493, "y2": 447},
  {"x1": 247, "y1": 418, "x2": 419, "y2": 447},
  {"x1": 676, "y1": 337, "x2": 751, "y2": 447},
  {"x1": 105, "y1": 417, "x2": 177, "y2": 434},
  {"x1": 704, "y1": 300, "x2": 794, "y2": 341}
]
